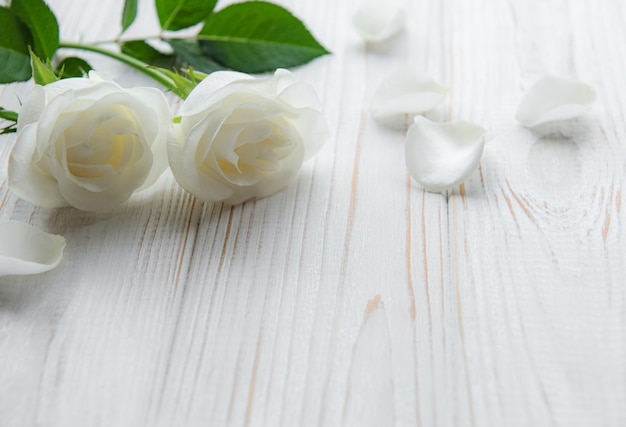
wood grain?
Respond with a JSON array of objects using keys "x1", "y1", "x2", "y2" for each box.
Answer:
[{"x1": 1, "y1": 0, "x2": 625, "y2": 426}]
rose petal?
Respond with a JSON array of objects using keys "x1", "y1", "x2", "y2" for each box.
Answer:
[
  {"x1": 125, "y1": 87, "x2": 173, "y2": 190},
  {"x1": 371, "y1": 67, "x2": 449, "y2": 129},
  {"x1": 352, "y1": 0, "x2": 405, "y2": 42},
  {"x1": 405, "y1": 116, "x2": 488, "y2": 192},
  {"x1": 515, "y1": 76, "x2": 596, "y2": 127},
  {"x1": 16, "y1": 85, "x2": 46, "y2": 129},
  {"x1": 0, "y1": 221, "x2": 65, "y2": 276},
  {"x1": 168, "y1": 122, "x2": 235, "y2": 202},
  {"x1": 8, "y1": 124, "x2": 69, "y2": 208},
  {"x1": 181, "y1": 71, "x2": 254, "y2": 117}
]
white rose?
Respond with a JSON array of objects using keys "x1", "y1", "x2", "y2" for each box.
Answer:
[
  {"x1": 168, "y1": 69, "x2": 329, "y2": 204},
  {"x1": 9, "y1": 72, "x2": 172, "y2": 212}
]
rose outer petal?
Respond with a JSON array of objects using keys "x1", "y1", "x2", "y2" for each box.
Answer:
[
  {"x1": 352, "y1": 0, "x2": 405, "y2": 42},
  {"x1": 182, "y1": 71, "x2": 253, "y2": 117},
  {"x1": 125, "y1": 87, "x2": 173, "y2": 190},
  {"x1": 370, "y1": 67, "x2": 449, "y2": 130},
  {"x1": 168, "y1": 123, "x2": 235, "y2": 203},
  {"x1": 0, "y1": 221, "x2": 65, "y2": 277},
  {"x1": 515, "y1": 76, "x2": 596, "y2": 127},
  {"x1": 8, "y1": 124, "x2": 69, "y2": 208},
  {"x1": 405, "y1": 116, "x2": 488, "y2": 192}
]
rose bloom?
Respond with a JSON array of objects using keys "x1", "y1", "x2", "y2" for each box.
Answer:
[
  {"x1": 9, "y1": 73, "x2": 172, "y2": 212},
  {"x1": 168, "y1": 69, "x2": 329, "y2": 204}
]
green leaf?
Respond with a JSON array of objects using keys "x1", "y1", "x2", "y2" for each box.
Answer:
[
  {"x1": 0, "y1": 125, "x2": 17, "y2": 135},
  {"x1": 156, "y1": 0, "x2": 218, "y2": 31},
  {"x1": 0, "y1": 122, "x2": 17, "y2": 134},
  {"x1": 0, "y1": 107, "x2": 19, "y2": 122},
  {"x1": 0, "y1": 107, "x2": 18, "y2": 135},
  {"x1": 121, "y1": 0, "x2": 138, "y2": 33},
  {"x1": 56, "y1": 57, "x2": 92, "y2": 78},
  {"x1": 168, "y1": 39, "x2": 224, "y2": 74},
  {"x1": 30, "y1": 48, "x2": 59, "y2": 85},
  {"x1": 10, "y1": 0, "x2": 59, "y2": 59},
  {"x1": 121, "y1": 40, "x2": 175, "y2": 68},
  {"x1": 0, "y1": 7, "x2": 32, "y2": 83},
  {"x1": 198, "y1": 1, "x2": 329, "y2": 73},
  {"x1": 0, "y1": 49, "x2": 31, "y2": 83}
]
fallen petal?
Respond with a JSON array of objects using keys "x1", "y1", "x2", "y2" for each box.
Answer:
[
  {"x1": 0, "y1": 221, "x2": 65, "y2": 276},
  {"x1": 405, "y1": 116, "x2": 488, "y2": 192},
  {"x1": 352, "y1": 0, "x2": 405, "y2": 43},
  {"x1": 371, "y1": 67, "x2": 448, "y2": 129},
  {"x1": 516, "y1": 76, "x2": 596, "y2": 127}
]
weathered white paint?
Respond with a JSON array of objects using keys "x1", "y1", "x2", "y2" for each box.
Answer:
[{"x1": 0, "y1": 0, "x2": 624, "y2": 426}]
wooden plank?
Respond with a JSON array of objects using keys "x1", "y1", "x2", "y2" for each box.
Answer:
[
  {"x1": 445, "y1": 0, "x2": 626, "y2": 425},
  {"x1": 0, "y1": 0, "x2": 625, "y2": 425}
]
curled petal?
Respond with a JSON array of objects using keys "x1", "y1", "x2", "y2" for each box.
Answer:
[
  {"x1": 405, "y1": 116, "x2": 488, "y2": 192},
  {"x1": 352, "y1": 0, "x2": 405, "y2": 43},
  {"x1": 0, "y1": 221, "x2": 65, "y2": 276},
  {"x1": 125, "y1": 87, "x2": 174, "y2": 190},
  {"x1": 8, "y1": 124, "x2": 69, "y2": 208},
  {"x1": 181, "y1": 71, "x2": 251, "y2": 118},
  {"x1": 371, "y1": 67, "x2": 448, "y2": 129},
  {"x1": 516, "y1": 76, "x2": 596, "y2": 127}
]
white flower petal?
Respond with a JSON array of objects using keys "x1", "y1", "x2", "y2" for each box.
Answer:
[
  {"x1": 371, "y1": 67, "x2": 448, "y2": 129},
  {"x1": 16, "y1": 85, "x2": 46, "y2": 129},
  {"x1": 405, "y1": 116, "x2": 488, "y2": 192},
  {"x1": 353, "y1": 0, "x2": 405, "y2": 42},
  {"x1": 516, "y1": 76, "x2": 596, "y2": 127},
  {"x1": 8, "y1": 124, "x2": 69, "y2": 208},
  {"x1": 168, "y1": 123, "x2": 235, "y2": 202},
  {"x1": 182, "y1": 71, "x2": 253, "y2": 117},
  {"x1": 0, "y1": 221, "x2": 65, "y2": 276},
  {"x1": 125, "y1": 87, "x2": 172, "y2": 190}
]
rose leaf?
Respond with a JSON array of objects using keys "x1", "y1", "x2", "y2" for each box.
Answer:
[
  {"x1": 0, "y1": 7, "x2": 32, "y2": 83},
  {"x1": 10, "y1": 0, "x2": 60, "y2": 60},
  {"x1": 156, "y1": 0, "x2": 218, "y2": 32},
  {"x1": 0, "y1": 107, "x2": 18, "y2": 134},
  {"x1": 0, "y1": 107, "x2": 18, "y2": 122},
  {"x1": 121, "y1": 40, "x2": 175, "y2": 68},
  {"x1": 56, "y1": 57, "x2": 93, "y2": 78},
  {"x1": 198, "y1": 1, "x2": 330, "y2": 73},
  {"x1": 121, "y1": 0, "x2": 138, "y2": 33},
  {"x1": 168, "y1": 39, "x2": 224, "y2": 74}
]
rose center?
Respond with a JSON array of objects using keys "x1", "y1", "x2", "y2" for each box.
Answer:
[
  {"x1": 64, "y1": 114, "x2": 140, "y2": 179},
  {"x1": 212, "y1": 122, "x2": 295, "y2": 186}
]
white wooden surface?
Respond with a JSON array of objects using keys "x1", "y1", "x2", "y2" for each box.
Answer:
[{"x1": 1, "y1": 0, "x2": 625, "y2": 426}]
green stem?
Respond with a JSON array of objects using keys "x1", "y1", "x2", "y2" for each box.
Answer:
[
  {"x1": 95, "y1": 34, "x2": 196, "y2": 45},
  {"x1": 58, "y1": 41, "x2": 177, "y2": 93}
]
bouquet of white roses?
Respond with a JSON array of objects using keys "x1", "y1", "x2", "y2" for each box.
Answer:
[
  {"x1": 1, "y1": 0, "x2": 332, "y2": 208},
  {"x1": 0, "y1": 0, "x2": 331, "y2": 276}
]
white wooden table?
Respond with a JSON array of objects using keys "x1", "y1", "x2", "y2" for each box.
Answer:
[{"x1": 1, "y1": 0, "x2": 625, "y2": 425}]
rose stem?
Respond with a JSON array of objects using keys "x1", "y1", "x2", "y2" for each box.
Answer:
[{"x1": 57, "y1": 42, "x2": 179, "y2": 94}]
